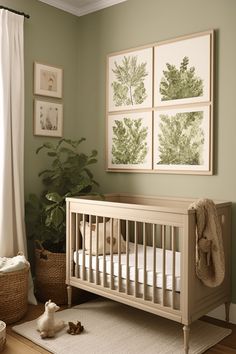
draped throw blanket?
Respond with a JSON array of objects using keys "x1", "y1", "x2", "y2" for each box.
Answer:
[{"x1": 189, "y1": 199, "x2": 225, "y2": 287}]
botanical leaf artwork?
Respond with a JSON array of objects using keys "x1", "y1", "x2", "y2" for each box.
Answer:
[
  {"x1": 157, "y1": 111, "x2": 204, "y2": 165},
  {"x1": 112, "y1": 56, "x2": 148, "y2": 107},
  {"x1": 160, "y1": 56, "x2": 204, "y2": 101},
  {"x1": 112, "y1": 117, "x2": 148, "y2": 164}
]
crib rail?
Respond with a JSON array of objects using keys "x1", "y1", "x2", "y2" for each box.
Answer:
[{"x1": 66, "y1": 199, "x2": 187, "y2": 321}]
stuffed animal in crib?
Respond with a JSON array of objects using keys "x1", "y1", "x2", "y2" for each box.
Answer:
[{"x1": 36, "y1": 300, "x2": 65, "y2": 339}]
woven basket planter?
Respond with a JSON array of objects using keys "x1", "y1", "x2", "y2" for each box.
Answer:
[
  {"x1": 35, "y1": 247, "x2": 90, "y2": 305},
  {"x1": 0, "y1": 265, "x2": 29, "y2": 324},
  {"x1": 35, "y1": 248, "x2": 68, "y2": 305}
]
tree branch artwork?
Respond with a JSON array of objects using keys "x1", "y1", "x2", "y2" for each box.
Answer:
[
  {"x1": 112, "y1": 118, "x2": 148, "y2": 164},
  {"x1": 112, "y1": 56, "x2": 148, "y2": 107},
  {"x1": 157, "y1": 111, "x2": 204, "y2": 165},
  {"x1": 160, "y1": 56, "x2": 204, "y2": 101}
]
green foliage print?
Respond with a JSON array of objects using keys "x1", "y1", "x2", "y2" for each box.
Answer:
[
  {"x1": 157, "y1": 111, "x2": 204, "y2": 165},
  {"x1": 112, "y1": 117, "x2": 148, "y2": 164},
  {"x1": 112, "y1": 56, "x2": 148, "y2": 107},
  {"x1": 160, "y1": 56, "x2": 203, "y2": 101}
]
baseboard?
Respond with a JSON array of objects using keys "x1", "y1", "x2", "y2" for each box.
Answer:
[{"x1": 207, "y1": 303, "x2": 236, "y2": 324}]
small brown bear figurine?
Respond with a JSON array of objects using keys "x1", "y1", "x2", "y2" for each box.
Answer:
[{"x1": 67, "y1": 321, "x2": 84, "y2": 335}]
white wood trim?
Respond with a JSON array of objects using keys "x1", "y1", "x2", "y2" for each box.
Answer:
[
  {"x1": 208, "y1": 303, "x2": 236, "y2": 324},
  {"x1": 38, "y1": 0, "x2": 81, "y2": 16},
  {"x1": 38, "y1": 0, "x2": 127, "y2": 16},
  {"x1": 78, "y1": 0, "x2": 127, "y2": 16}
]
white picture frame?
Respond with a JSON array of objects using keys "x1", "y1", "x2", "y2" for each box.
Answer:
[
  {"x1": 34, "y1": 62, "x2": 63, "y2": 98},
  {"x1": 107, "y1": 46, "x2": 153, "y2": 112},
  {"x1": 153, "y1": 105, "x2": 211, "y2": 173},
  {"x1": 154, "y1": 32, "x2": 213, "y2": 107},
  {"x1": 107, "y1": 111, "x2": 152, "y2": 170},
  {"x1": 34, "y1": 99, "x2": 63, "y2": 137}
]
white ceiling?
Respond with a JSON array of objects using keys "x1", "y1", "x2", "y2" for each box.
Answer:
[{"x1": 38, "y1": 0, "x2": 127, "y2": 16}]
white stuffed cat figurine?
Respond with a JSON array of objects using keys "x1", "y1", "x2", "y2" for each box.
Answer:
[{"x1": 36, "y1": 300, "x2": 65, "y2": 339}]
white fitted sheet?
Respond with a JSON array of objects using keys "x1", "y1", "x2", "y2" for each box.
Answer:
[{"x1": 74, "y1": 243, "x2": 181, "y2": 291}]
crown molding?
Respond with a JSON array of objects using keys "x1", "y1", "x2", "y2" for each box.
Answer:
[{"x1": 38, "y1": 0, "x2": 127, "y2": 16}]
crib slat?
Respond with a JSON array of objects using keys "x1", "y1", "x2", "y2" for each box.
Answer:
[
  {"x1": 171, "y1": 226, "x2": 176, "y2": 309},
  {"x1": 75, "y1": 214, "x2": 79, "y2": 278},
  {"x1": 126, "y1": 220, "x2": 129, "y2": 295},
  {"x1": 143, "y1": 223, "x2": 147, "y2": 300},
  {"x1": 89, "y1": 215, "x2": 92, "y2": 282},
  {"x1": 95, "y1": 216, "x2": 99, "y2": 285},
  {"x1": 134, "y1": 221, "x2": 138, "y2": 298},
  {"x1": 152, "y1": 224, "x2": 156, "y2": 303},
  {"x1": 82, "y1": 214, "x2": 86, "y2": 281},
  {"x1": 103, "y1": 217, "x2": 106, "y2": 287},
  {"x1": 69, "y1": 212, "x2": 75, "y2": 278},
  {"x1": 162, "y1": 225, "x2": 166, "y2": 306},
  {"x1": 110, "y1": 218, "x2": 114, "y2": 290},
  {"x1": 118, "y1": 219, "x2": 121, "y2": 292}
]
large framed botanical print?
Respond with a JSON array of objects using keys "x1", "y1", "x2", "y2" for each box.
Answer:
[{"x1": 106, "y1": 30, "x2": 214, "y2": 175}]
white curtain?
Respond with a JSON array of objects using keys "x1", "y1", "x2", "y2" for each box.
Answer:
[{"x1": 0, "y1": 10, "x2": 27, "y2": 257}]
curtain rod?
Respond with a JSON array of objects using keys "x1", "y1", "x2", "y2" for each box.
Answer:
[{"x1": 0, "y1": 5, "x2": 30, "y2": 18}]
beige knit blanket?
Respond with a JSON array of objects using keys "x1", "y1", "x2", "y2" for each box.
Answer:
[{"x1": 189, "y1": 199, "x2": 225, "y2": 287}]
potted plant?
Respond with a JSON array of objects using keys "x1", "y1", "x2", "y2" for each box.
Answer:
[{"x1": 26, "y1": 138, "x2": 99, "y2": 304}]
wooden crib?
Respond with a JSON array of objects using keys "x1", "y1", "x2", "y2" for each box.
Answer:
[{"x1": 66, "y1": 194, "x2": 231, "y2": 354}]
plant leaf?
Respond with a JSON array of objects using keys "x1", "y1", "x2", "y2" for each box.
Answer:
[
  {"x1": 51, "y1": 207, "x2": 64, "y2": 228},
  {"x1": 46, "y1": 192, "x2": 63, "y2": 203},
  {"x1": 47, "y1": 152, "x2": 57, "y2": 157},
  {"x1": 38, "y1": 169, "x2": 53, "y2": 177},
  {"x1": 91, "y1": 150, "x2": 98, "y2": 157}
]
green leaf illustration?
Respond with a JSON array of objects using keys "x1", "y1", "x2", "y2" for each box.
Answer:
[
  {"x1": 112, "y1": 56, "x2": 148, "y2": 107},
  {"x1": 157, "y1": 111, "x2": 204, "y2": 165},
  {"x1": 160, "y1": 56, "x2": 204, "y2": 101},
  {"x1": 112, "y1": 117, "x2": 148, "y2": 164}
]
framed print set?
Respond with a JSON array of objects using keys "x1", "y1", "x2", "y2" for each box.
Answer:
[
  {"x1": 33, "y1": 62, "x2": 63, "y2": 137},
  {"x1": 106, "y1": 30, "x2": 214, "y2": 174}
]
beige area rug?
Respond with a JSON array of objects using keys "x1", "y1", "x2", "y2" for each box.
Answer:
[{"x1": 13, "y1": 299, "x2": 231, "y2": 354}]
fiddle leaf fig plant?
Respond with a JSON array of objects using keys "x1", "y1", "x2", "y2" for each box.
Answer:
[{"x1": 25, "y1": 138, "x2": 99, "y2": 253}]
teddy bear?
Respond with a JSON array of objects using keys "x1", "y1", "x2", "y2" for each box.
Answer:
[{"x1": 36, "y1": 300, "x2": 65, "y2": 339}]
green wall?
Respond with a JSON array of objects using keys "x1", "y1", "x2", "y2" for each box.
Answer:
[
  {"x1": 1, "y1": 0, "x2": 79, "y2": 195},
  {"x1": 77, "y1": 0, "x2": 236, "y2": 302},
  {"x1": 1, "y1": 0, "x2": 236, "y2": 302}
]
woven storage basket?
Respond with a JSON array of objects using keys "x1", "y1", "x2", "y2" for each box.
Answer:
[
  {"x1": 0, "y1": 265, "x2": 29, "y2": 324},
  {"x1": 0, "y1": 321, "x2": 6, "y2": 352},
  {"x1": 35, "y1": 248, "x2": 69, "y2": 305}
]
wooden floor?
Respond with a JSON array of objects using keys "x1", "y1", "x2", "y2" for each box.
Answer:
[{"x1": 2, "y1": 303, "x2": 236, "y2": 354}]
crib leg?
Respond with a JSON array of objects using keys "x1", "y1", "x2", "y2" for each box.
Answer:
[
  {"x1": 67, "y1": 285, "x2": 72, "y2": 308},
  {"x1": 183, "y1": 325, "x2": 190, "y2": 354},
  {"x1": 225, "y1": 301, "x2": 230, "y2": 322}
]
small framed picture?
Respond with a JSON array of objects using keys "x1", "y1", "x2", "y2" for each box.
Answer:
[
  {"x1": 107, "y1": 111, "x2": 152, "y2": 171},
  {"x1": 34, "y1": 62, "x2": 63, "y2": 98},
  {"x1": 34, "y1": 99, "x2": 63, "y2": 137}
]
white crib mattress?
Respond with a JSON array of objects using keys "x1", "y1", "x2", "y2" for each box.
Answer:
[{"x1": 74, "y1": 243, "x2": 181, "y2": 292}]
